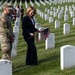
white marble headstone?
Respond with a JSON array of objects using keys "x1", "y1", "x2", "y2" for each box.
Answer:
[
  {"x1": 35, "y1": 23, "x2": 41, "y2": 30},
  {"x1": 53, "y1": 12, "x2": 57, "y2": 17},
  {"x1": 13, "y1": 31, "x2": 19, "y2": 46},
  {"x1": 13, "y1": 26, "x2": 19, "y2": 34},
  {"x1": 45, "y1": 33, "x2": 55, "y2": 50},
  {"x1": 73, "y1": 18, "x2": 75, "y2": 25},
  {"x1": 15, "y1": 21, "x2": 20, "y2": 27},
  {"x1": 49, "y1": 17, "x2": 53, "y2": 23},
  {"x1": 11, "y1": 42, "x2": 17, "y2": 58},
  {"x1": 47, "y1": 9, "x2": 50, "y2": 14},
  {"x1": 70, "y1": 11, "x2": 74, "y2": 17},
  {"x1": 64, "y1": 15, "x2": 68, "y2": 21},
  {"x1": 41, "y1": 12, "x2": 45, "y2": 19},
  {"x1": 39, "y1": 11, "x2": 42, "y2": 17},
  {"x1": 38, "y1": 27, "x2": 46, "y2": 40},
  {"x1": 63, "y1": 23, "x2": 70, "y2": 34},
  {"x1": 0, "y1": 59, "x2": 12, "y2": 75},
  {"x1": 58, "y1": 13, "x2": 62, "y2": 19},
  {"x1": 16, "y1": 18, "x2": 20, "y2": 22},
  {"x1": 60, "y1": 45, "x2": 75, "y2": 70},
  {"x1": 50, "y1": 11, "x2": 53, "y2": 16},
  {"x1": 55, "y1": 20, "x2": 60, "y2": 28},
  {"x1": 64, "y1": 10, "x2": 68, "y2": 15},
  {"x1": 45, "y1": 14, "x2": 49, "y2": 20}
]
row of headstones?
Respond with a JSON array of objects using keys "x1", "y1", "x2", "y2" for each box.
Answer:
[
  {"x1": 30, "y1": 0, "x2": 44, "y2": 7},
  {"x1": 35, "y1": 21, "x2": 75, "y2": 49},
  {"x1": 0, "y1": 0, "x2": 75, "y2": 10},
  {"x1": 28, "y1": 0, "x2": 75, "y2": 71},
  {"x1": 35, "y1": 23, "x2": 75, "y2": 70},
  {"x1": 45, "y1": 6, "x2": 75, "y2": 17},
  {"x1": 24, "y1": 0, "x2": 63, "y2": 7},
  {"x1": 39, "y1": 0, "x2": 73, "y2": 6},
  {"x1": 28, "y1": 0, "x2": 70, "y2": 9},
  {"x1": 44, "y1": 0, "x2": 51, "y2": 5},
  {"x1": 39, "y1": 0, "x2": 46, "y2": 6},
  {"x1": 2, "y1": 0, "x2": 74, "y2": 10},
  {"x1": 0, "y1": 0, "x2": 3, "y2": 5},
  {"x1": 25, "y1": 1, "x2": 28, "y2": 8},
  {"x1": 37, "y1": 9, "x2": 75, "y2": 35},
  {"x1": 0, "y1": 7, "x2": 74, "y2": 75},
  {"x1": 24, "y1": 0, "x2": 75, "y2": 9},
  {"x1": 0, "y1": 18, "x2": 54, "y2": 75},
  {"x1": 35, "y1": 2, "x2": 75, "y2": 70},
  {"x1": 13, "y1": 0, "x2": 17, "y2": 7},
  {"x1": 55, "y1": 18, "x2": 75, "y2": 29},
  {"x1": 35, "y1": 0, "x2": 40, "y2": 7},
  {"x1": 13, "y1": 0, "x2": 22, "y2": 7},
  {"x1": 11, "y1": 17, "x2": 20, "y2": 58},
  {"x1": 37, "y1": 7, "x2": 75, "y2": 22},
  {"x1": 36, "y1": 0, "x2": 75, "y2": 70},
  {"x1": 26, "y1": 0, "x2": 75, "y2": 6},
  {"x1": 35, "y1": 23, "x2": 55, "y2": 50},
  {"x1": 19, "y1": 0, "x2": 22, "y2": 6},
  {"x1": 0, "y1": 39, "x2": 74, "y2": 75},
  {"x1": 24, "y1": 0, "x2": 50, "y2": 7},
  {"x1": 37, "y1": 9, "x2": 75, "y2": 26},
  {"x1": 48, "y1": 0, "x2": 75, "y2": 5},
  {"x1": 25, "y1": 0, "x2": 40, "y2": 8},
  {"x1": 25, "y1": 0, "x2": 45, "y2": 6},
  {"x1": 49, "y1": 0, "x2": 74, "y2": 6},
  {"x1": 30, "y1": 0, "x2": 34, "y2": 6},
  {"x1": 0, "y1": 0, "x2": 20, "y2": 10},
  {"x1": 0, "y1": 1, "x2": 8, "y2": 10},
  {"x1": 45, "y1": 5, "x2": 75, "y2": 15}
]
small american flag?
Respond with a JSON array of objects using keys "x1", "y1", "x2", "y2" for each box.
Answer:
[
  {"x1": 42, "y1": 28, "x2": 50, "y2": 39},
  {"x1": 35, "y1": 28, "x2": 50, "y2": 42}
]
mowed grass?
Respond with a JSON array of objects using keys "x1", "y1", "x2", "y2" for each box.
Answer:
[{"x1": 0, "y1": 1, "x2": 75, "y2": 75}]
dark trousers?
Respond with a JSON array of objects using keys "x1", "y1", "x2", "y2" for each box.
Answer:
[{"x1": 23, "y1": 36, "x2": 37, "y2": 65}]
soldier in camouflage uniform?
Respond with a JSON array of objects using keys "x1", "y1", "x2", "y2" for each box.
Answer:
[{"x1": 0, "y1": 3, "x2": 14, "y2": 60}]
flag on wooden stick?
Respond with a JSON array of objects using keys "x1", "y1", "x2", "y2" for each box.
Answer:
[{"x1": 35, "y1": 27, "x2": 50, "y2": 42}]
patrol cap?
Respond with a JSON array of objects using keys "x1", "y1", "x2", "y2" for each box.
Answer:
[{"x1": 3, "y1": 2, "x2": 13, "y2": 10}]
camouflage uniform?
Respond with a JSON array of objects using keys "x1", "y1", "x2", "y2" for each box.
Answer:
[{"x1": 0, "y1": 13, "x2": 14, "y2": 60}]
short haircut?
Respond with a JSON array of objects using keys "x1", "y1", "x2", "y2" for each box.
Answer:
[{"x1": 3, "y1": 2, "x2": 13, "y2": 10}]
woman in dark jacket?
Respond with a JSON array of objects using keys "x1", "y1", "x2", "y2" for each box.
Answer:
[{"x1": 22, "y1": 6, "x2": 40, "y2": 65}]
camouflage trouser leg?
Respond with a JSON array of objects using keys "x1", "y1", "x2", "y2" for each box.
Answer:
[{"x1": 0, "y1": 36, "x2": 12, "y2": 60}]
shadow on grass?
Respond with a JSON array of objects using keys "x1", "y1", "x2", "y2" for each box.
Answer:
[
  {"x1": 38, "y1": 54, "x2": 59, "y2": 64},
  {"x1": 13, "y1": 54, "x2": 59, "y2": 73},
  {"x1": 13, "y1": 65, "x2": 30, "y2": 73}
]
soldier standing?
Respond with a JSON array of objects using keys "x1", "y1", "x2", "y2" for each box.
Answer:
[{"x1": 0, "y1": 3, "x2": 14, "y2": 60}]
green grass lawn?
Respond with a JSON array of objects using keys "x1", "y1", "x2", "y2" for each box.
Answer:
[{"x1": 0, "y1": 1, "x2": 75, "y2": 75}]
